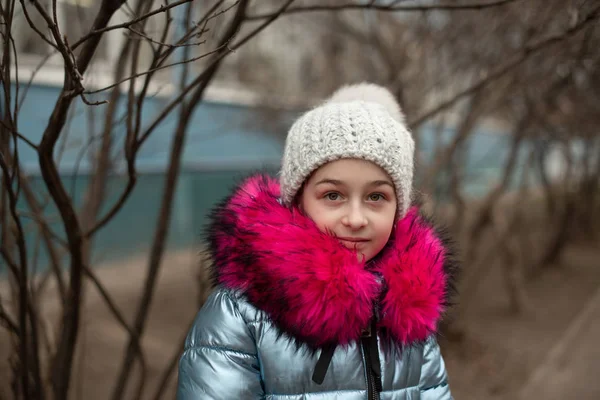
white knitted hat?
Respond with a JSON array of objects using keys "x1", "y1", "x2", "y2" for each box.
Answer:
[{"x1": 280, "y1": 82, "x2": 415, "y2": 217}]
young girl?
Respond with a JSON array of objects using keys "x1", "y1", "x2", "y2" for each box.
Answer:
[{"x1": 177, "y1": 83, "x2": 457, "y2": 399}]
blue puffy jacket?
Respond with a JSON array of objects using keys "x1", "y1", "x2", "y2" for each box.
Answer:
[{"x1": 177, "y1": 175, "x2": 457, "y2": 399}]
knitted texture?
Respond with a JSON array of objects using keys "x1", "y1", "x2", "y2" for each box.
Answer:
[{"x1": 280, "y1": 83, "x2": 415, "y2": 217}]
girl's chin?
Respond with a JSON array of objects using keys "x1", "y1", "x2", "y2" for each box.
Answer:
[
  {"x1": 339, "y1": 239, "x2": 368, "y2": 249},
  {"x1": 337, "y1": 240, "x2": 378, "y2": 262}
]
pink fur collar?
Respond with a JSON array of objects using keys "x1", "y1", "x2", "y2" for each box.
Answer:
[{"x1": 208, "y1": 175, "x2": 457, "y2": 349}]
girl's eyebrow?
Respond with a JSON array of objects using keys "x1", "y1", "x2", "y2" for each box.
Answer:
[
  {"x1": 370, "y1": 180, "x2": 394, "y2": 188},
  {"x1": 315, "y1": 179, "x2": 343, "y2": 186},
  {"x1": 314, "y1": 179, "x2": 393, "y2": 188}
]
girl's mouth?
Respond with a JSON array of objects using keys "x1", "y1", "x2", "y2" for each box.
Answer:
[
  {"x1": 338, "y1": 237, "x2": 370, "y2": 248},
  {"x1": 338, "y1": 237, "x2": 369, "y2": 243}
]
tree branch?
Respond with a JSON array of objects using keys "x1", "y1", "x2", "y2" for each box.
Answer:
[
  {"x1": 127, "y1": 26, "x2": 207, "y2": 49},
  {"x1": 27, "y1": 0, "x2": 83, "y2": 85},
  {"x1": 82, "y1": 264, "x2": 148, "y2": 378},
  {"x1": 0, "y1": 143, "x2": 68, "y2": 303},
  {"x1": 150, "y1": 332, "x2": 187, "y2": 400},
  {"x1": 17, "y1": 1, "x2": 59, "y2": 50},
  {"x1": 71, "y1": 0, "x2": 194, "y2": 50},
  {"x1": 408, "y1": 3, "x2": 600, "y2": 128},
  {"x1": 0, "y1": 140, "x2": 32, "y2": 399},
  {"x1": 0, "y1": 120, "x2": 38, "y2": 150},
  {"x1": 33, "y1": 0, "x2": 129, "y2": 397},
  {"x1": 83, "y1": 44, "x2": 226, "y2": 95},
  {"x1": 0, "y1": 298, "x2": 19, "y2": 336},
  {"x1": 110, "y1": 1, "x2": 256, "y2": 398},
  {"x1": 246, "y1": 0, "x2": 520, "y2": 20},
  {"x1": 86, "y1": 1, "x2": 231, "y2": 239},
  {"x1": 137, "y1": 0, "x2": 295, "y2": 146}
]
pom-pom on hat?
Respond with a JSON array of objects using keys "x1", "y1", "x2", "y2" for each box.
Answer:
[{"x1": 280, "y1": 82, "x2": 415, "y2": 218}]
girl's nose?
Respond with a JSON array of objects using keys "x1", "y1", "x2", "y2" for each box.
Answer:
[{"x1": 341, "y1": 205, "x2": 368, "y2": 229}]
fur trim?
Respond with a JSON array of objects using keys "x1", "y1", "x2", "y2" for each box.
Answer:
[{"x1": 208, "y1": 174, "x2": 457, "y2": 349}]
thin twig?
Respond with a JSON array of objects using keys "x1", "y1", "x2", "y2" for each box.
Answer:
[
  {"x1": 0, "y1": 299, "x2": 19, "y2": 335},
  {"x1": 111, "y1": 1, "x2": 254, "y2": 398},
  {"x1": 151, "y1": 332, "x2": 187, "y2": 400},
  {"x1": 9, "y1": 32, "x2": 20, "y2": 131},
  {"x1": 138, "y1": 0, "x2": 295, "y2": 147},
  {"x1": 80, "y1": 93, "x2": 109, "y2": 106},
  {"x1": 86, "y1": 0, "x2": 209, "y2": 239},
  {"x1": 17, "y1": 52, "x2": 55, "y2": 112},
  {"x1": 0, "y1": 120, "x2": 38, "y2": 150},
  {"x1": 17, "y1": 0, "x2": 59, "y2": 50},
  {"x1": 11, "y1": 164, "x2": 69, "y2": 302},
  {"x1": 131, "y1": 0, "x2": 178, "y2": 143},
  {"x1": 71, "y1": 0, "x2": 194, "y2": 50},
  {"x1": 26, "y1": 0, "x2": 83, "y2": 90},
  {"x1": 127, "y1": 26, "x2": 207, "y2": 48},
  {"x1": 0, "y1": 135, "x2": 31, "y2": 399},
  {"x1": 246, "y1": 0, "x2": 520, "y2": 20},
  {"x1": 84, "y1": 44, "x2": 226, "y2": 95},
  {"x1": 82, "y1": 264, "x2": 149, "y2": 372},
  {"x1": 0, "y1": 246, "x2": 20, "y2": 280},
  {"x1": 36, "y1": 0, "x2": 131, "y2": 396},
  {"x1": 15, "y1": 211, "x2": 68, "y2": 247},
  {"x1": 154, "y1": 0, "x2": 229, "y2": 61},
  {"x1": 408, "y1": 3, "x2": 600, "y2": 129}
]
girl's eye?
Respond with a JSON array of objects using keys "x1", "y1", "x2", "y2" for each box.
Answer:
[
  {"x1": 325, "y1": 192, "x2": 341, "y2": 201},
  {"x1": 368, "y1": 193, "x2": 385, "y2": 201}
]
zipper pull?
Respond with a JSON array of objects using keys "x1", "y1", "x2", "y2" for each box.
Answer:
[
  {"x1": 368, "y1": 317, "x2": 382, "y2": 392},
  {"x1": 361, "y1": 324, "x2": 372, "y2": 338},
  {"x1": 312, "y1": 345, "x2": 336, "y2": 385}
]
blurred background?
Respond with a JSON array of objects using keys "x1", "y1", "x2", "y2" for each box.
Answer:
[{"x1": 1, "y1": 0, "x2": 599, "y2": 399}]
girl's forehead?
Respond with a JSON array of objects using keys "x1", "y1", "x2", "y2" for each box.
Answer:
[{"x1": 310, "y1": 159, "x2": 393, "y2": 183}]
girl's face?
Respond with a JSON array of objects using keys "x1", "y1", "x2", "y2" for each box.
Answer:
[{"x1": 299, "y1": 159, "x2": 397, "y2": 262}]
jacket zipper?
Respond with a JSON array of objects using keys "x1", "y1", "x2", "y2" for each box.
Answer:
[
  {"x1": 361, "y1": 318, "x2": 381, "y2": 400},
  {"x1": 364, "y1": 349, "x2": 379, "y2": 400}
]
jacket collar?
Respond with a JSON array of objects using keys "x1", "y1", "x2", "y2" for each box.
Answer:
[{"x1": 207, "y1": 174, "x2": 457, "y2": 349}]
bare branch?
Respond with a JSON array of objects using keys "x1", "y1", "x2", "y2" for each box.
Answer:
[
  {"x1": 127, "y1": 26, "x2": 207, "y2": 48},
  {"x1": 83, "y1": 44, "x2": 227, "y2": 95},
  {"x1": 84, "y1": 1, "x2": 236, "y2": 96},
  {"x1": 154, "y1": 0, "x2": 230, "y2": 60},
  {"x1": 17, "y1": 1, "x2": 59, "y2": 50},
  {"x1": 1, "y1": 144, "x2": 68, "y2": 301},
  {"x1": 71, "y1": 0, "x2": 194, "y2": 50},
  {"x1": 9, "y1": 30, "x2": 20, "y2": 129},
  {"x1": 85, "y1": 177, "x2": 136, "y2": 237},
  {"x1": 83, "y1": 0, "x2": 201, "y2": 238},
  {"x1": 0, "y1": 298, "x2": 19, "y2": 336},
  {"x1": 408, "y1": 3, "x2": 600, "y2": 128},
  {"x1": 151, "y1": 332, "x2": 187, "y2": 400},
  {"x1": 111, "y1": 1, "x2": 257, "y2": 398},
  {"x1": 419, "y1": 90, "x2": 486, "y2": 193},
  {"x1": 27, "y1": 0, "x2": 83, "y2": 86},
  {"x1": 80, "y1": 93, "x2": 109, "y2": 106},
  {"x1": 16, "y1": 210, "x2": 68, "y2": 248},
  {"x1": 138, "y1": 0, "x2": 296, "y2": 145},
  {"x1": 0, "y1": 137, "x2": 31, "y2": 398},
  {"x1": 246, "y1": 0, "x2": 520, "y2": 20},
  {"x1": 0, "y1": 246, "x2": 20, "y2": 280},
  {"x1": 17, "y1": 51, "x2": 54, "y2": 114},
  {"x1": 82, "y1": 264, "x2": 148, "y2": 374},
  {"x1": 33, "y1": 0, "x2": 130, "y2": 396},
  {"x1": 0, "y1": 120, "x2": 38, "y2": 150},
  {"x1": 464, "y1": 113, "x2": 531, "y2": 266}
]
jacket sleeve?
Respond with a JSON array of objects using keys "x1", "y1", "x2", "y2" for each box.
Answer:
[
  {"x1": 418, "y1": 337, "x2": 453, "y2": 399},
  {"x1": 177, "y1": 289, "x2": 263, "y2": 399}
]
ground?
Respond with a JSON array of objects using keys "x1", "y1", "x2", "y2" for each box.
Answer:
[
  {"x1": 1, "y1": 239, "x2": 599, "y2": 399},
  {"x1": 444, "y1": 242, "x2": 600, "y2": 400}
]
